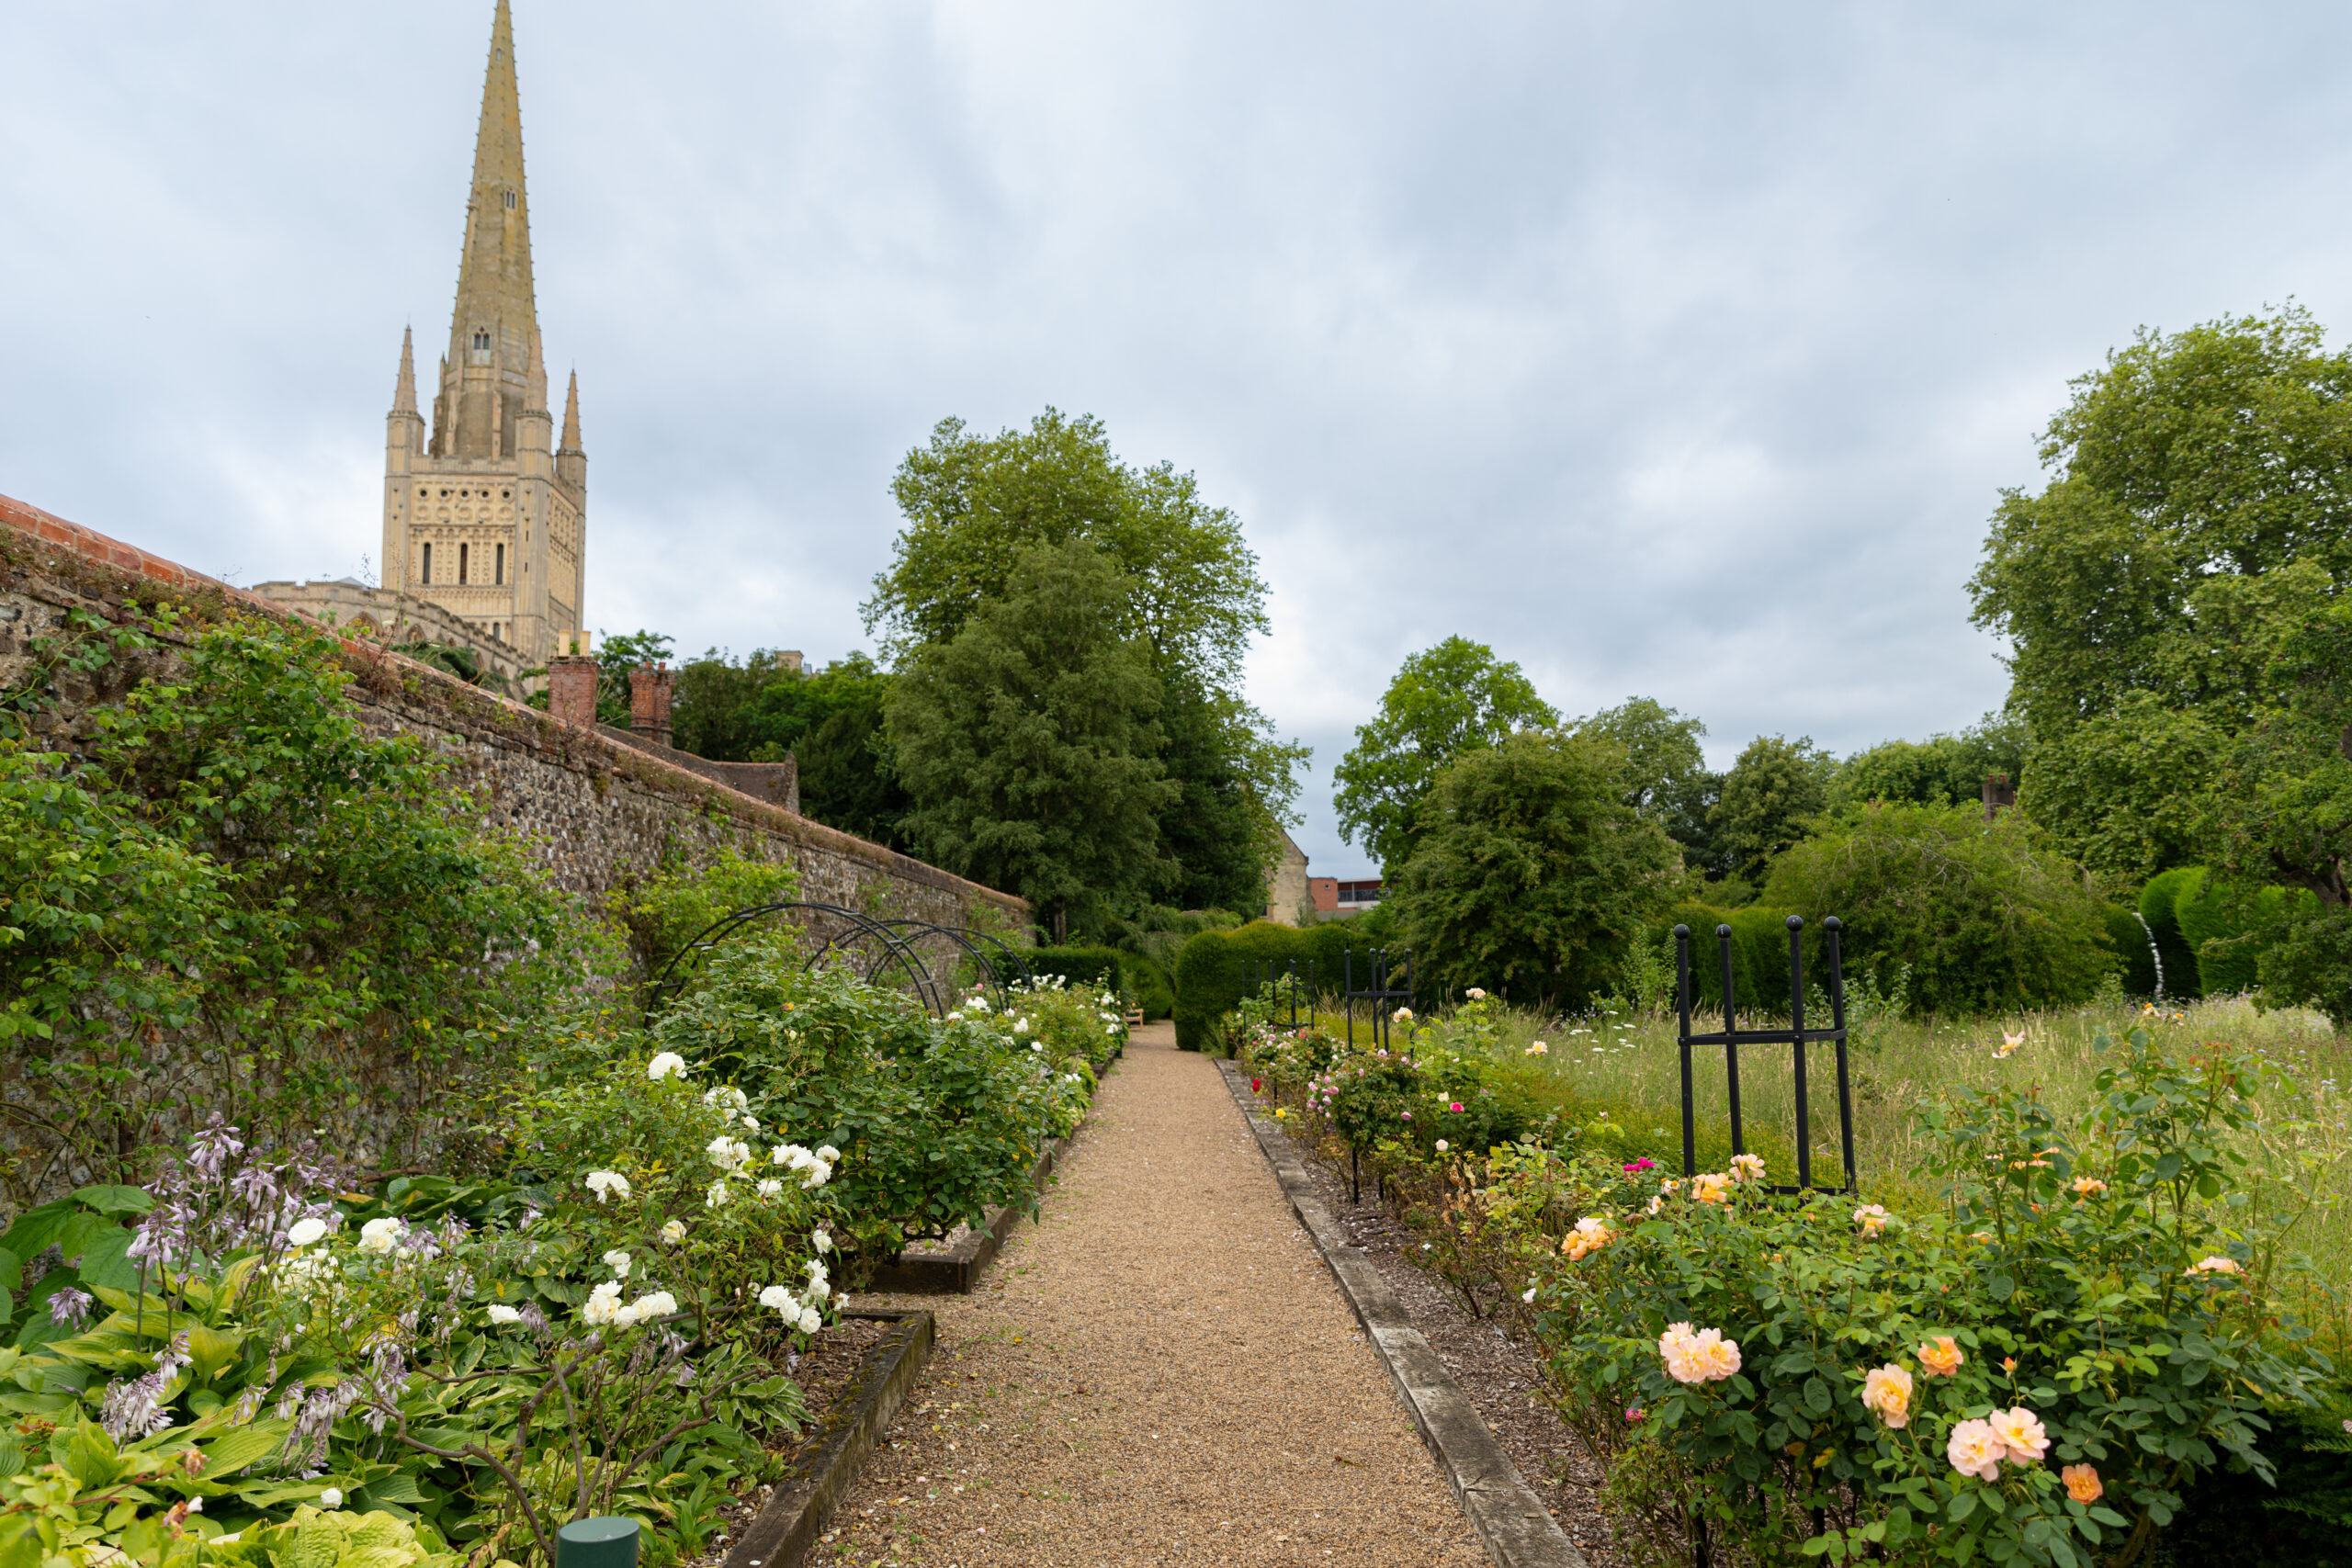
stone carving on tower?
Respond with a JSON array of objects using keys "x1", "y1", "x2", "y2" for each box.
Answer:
[{"x1": 379, "y1": 0, "x2": 584, "y2": 669}]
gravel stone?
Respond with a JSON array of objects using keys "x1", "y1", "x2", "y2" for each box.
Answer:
[{"x1": 834, "y1": 1022, "x2": 1491, "y2": 1566}]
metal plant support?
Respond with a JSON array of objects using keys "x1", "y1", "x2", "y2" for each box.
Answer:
[
  {"x1": 1342, "y1": 948, "x2": 1413, "y2": 1052},
  {"x1": 647, "y1": 903, "x2": 1014, "y2": 1019},
  {"x1": 1673, "y1": 916, "x2": 1858, "y2": 1195},
  {"x1": 1247, "y1": 958, "x2": 1320, "y2": 1028}
]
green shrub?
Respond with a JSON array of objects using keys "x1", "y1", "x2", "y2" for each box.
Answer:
[
  {"x1": 1172, "y1": 921, "x2": 1374, "y2": 1051},
  {"x1": 1127, "y1": 953, "x2": 1175, "y2": 1020},
  {"x1": 1649, "y1": 902, "x2": 1804, "y2": 1019},
  {"x1": 2099, "y1": 903, "x2": 2158, "y2": 998},
  {"x1": 2138, "y1": 866, "x2": 2206, "y2": 999},
  {"x1": 606, "y1": 846, "x2": 800, "y2": 981},
  {"x1": 1761, "y1": 801, "x2": 2118, "y2": 1016},
  {"x1": 1023, "y1": 945, "x2": 1127, "y2": 994},
  {"x1": 2174, "y1": 874, "x2": 2320, "y2": 998}
]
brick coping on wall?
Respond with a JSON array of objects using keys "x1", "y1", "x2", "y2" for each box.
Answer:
[{"x1": 0, "y1": 491, "x2": 1026, "y2": 917}]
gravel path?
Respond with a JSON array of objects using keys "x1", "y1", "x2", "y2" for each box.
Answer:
[{"x1": 830, "y1": 1022, "x2": 1492, "y2": 1567}]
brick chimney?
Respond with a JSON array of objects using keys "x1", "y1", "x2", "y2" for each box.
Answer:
[
  {"x1": 548, "y1": 631, "x2": 598, "y2": 728},
  {"x1": 630, "y1": 662, "x2": 677, "y2": 748},
  {"x1": 1983, "y1": 771, "x2": 2018, "y2": 821}
]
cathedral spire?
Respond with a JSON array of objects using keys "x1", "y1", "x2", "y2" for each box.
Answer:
[
  {"x1": 433, "y1": 0, "x2": 541, "y2": 458},
  {"x1": 392, "y1": 326, "x2": 417, "y2": 413}
]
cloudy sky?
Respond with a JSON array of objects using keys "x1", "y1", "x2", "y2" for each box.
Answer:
[{"x1": 6, "y1": 2, "x2": 2350, "y2": 874}]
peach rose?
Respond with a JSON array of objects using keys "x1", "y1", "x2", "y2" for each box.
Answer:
[
  {"x1": 1917, "y1": 1336, "x2": 1964, "y2": 1378},
  {"x1": 2061, "y1": 1463, "x2": 2102, "y2": 1504},
  {"x1": 1861, "y1": 1364, "x2": 1914, "y2": 1429}
]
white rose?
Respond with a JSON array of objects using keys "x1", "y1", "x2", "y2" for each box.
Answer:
[
  {"x1": 741, "y1": 1115, "x2": 761, "y2": 1133},
  {"x1": 486, "y1": 1304, "x2": 522, "y2": 1324},
  {"x1": 706, "y1": 1180, "x2": 731, "y2": 1209},
  {"x1": 357, "y1": 1217, "x2": 406, "y2": 1254},
  {"x1": 812, "y1": 1229, "x2": 833, "y2": 1254},
  {"x1": 797, "y1": 1307, "x2": 822, "y2": 1335},
  {"x1": 647, "y1": 1052, "x2": 688, "y2": 1080},
  {"x1": 816, "y1": 1145, "x2": 840, "y2": 1163},
  {"x1": 634, "y1": 1291, "x2": 678, "y2": 1319},
  {"x1": 286, "y1": 1216, "x2": 329, "y2": 1248},
  {"x1": 759, "y1": 1284, "x2": 797, "y2": 1312},
  {"x1": 800, "y1": 1163, "x2": 831, "y2": 1190},
  {"x1": 758, "y1": 1179, "x2": 785, "y2": 1198},
  {"x1": 585, "y1": 1170, "x2": 631, "y2": 1203},
  {"x1": 317, "y1": 1489, "x2": 343, "y2": 1509},
  {"x1": 661, "y1": 1220, "x2": 687, "y2": 1244}
]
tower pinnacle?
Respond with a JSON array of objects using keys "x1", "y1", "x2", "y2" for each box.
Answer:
[
  {"x1": 560, "y1": 369, "x2": 582, "y2": 450},
  {"x1": 392, "y1": 326, "x2": 417, "y2": 413}
]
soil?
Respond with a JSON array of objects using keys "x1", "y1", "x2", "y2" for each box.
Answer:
[
  {"x1": 688, "y1": 1314, "x2": 899, "y2": 1566},
  {"x1": 824, "y1": 1022, "x2": 1493, "y2": 1566}
]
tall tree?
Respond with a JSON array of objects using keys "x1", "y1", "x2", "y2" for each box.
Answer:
[
  {"x1": 1828, "y1": 715, "x2": 2030, "y2": 814},
  {"x1": 1388, "y1": 730, "x2": 1682, "y2": 1009},
  {"x1": 1577, "y1": 696, "x2": 1719, "y2": 871},
  {"x1": 865, "y1": 408, "x2": 1304, "y2": 887},
  {"x1": 886, "y1": 541, "x2": 1179, "y2": 942},
  {"x1": 1710, "y1": 735, "x2": 1837, "y2": 887},
  {"x1": 1333, "y1": 637, "x2": 1558, "y2": 874},
  {"x1": 1970, "y1": 304, "x2": 2352, "y2": 878}
]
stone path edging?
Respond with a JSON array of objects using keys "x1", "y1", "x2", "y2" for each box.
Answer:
[
  {"x1": 1216, "y1": 1061, "x2": 1591, "y2": 1568},
  {"x1": 721, "y1": 1308, "x2": 936, "y2": 1568}
]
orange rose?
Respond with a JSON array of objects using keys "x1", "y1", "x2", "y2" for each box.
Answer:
[{"x1": 2061, "y1": 1463, "x2": 2102, "y2": 1504}]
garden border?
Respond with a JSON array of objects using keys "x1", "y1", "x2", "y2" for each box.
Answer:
[
  {"x1": 721, "y1": 1307, "x2": 936, "y2": 1568},
  {"x1": 1216, "y1": 1060, "x2": 1590, "y2": 1568},
  {"x1": 866, "y1": 1040, "x2": 1124, "y2": 1293}
]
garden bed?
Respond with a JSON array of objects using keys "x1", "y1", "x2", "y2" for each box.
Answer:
[{"x1": 707, "y1": 1310, "x2": 936, "y2": 1568}]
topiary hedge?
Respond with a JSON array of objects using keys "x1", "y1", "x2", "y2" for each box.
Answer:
[
  {"x1": 1172, "y1": 921, "x2": 1399, "y2": 1051},
  {"x1": 1649, "y1": 902, "x2": 1805, "y2": 1018},
  {"x1": 2138, "y1": 866, "x2": 2206, "y2": 999}
]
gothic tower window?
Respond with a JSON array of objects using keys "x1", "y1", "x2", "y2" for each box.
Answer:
[
  {"x1": 495, "y1": 543, "x2": 505, "y2": 584},
  {"x1": 458, "y1": 543, "x2": 469, "y2": 584},
  {"x1": 504, "y1": 191, "x2": 517, "y2": 209},
  {"x1": 421, "y1": 543, "x2": 433, "y2": 584},
  {"x1": 470, "y1": 329, "x2": 492, "y2": 365}
]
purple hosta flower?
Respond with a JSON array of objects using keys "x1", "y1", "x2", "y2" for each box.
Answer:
[
  {"x1": 97, "y1": 1333, "x2": 192, "y2": 1441},
  {"x1": 48, "y1": 1286, "x2": 95, "y2": 1327},
  {"x1": 517, "y1": 1303, "x2": 549, "y2": 1336},
  {"x1": 185, "y1": 1115, "x2": 246, "y2": 1184},
  {"x1": 128, "y1": 1202, "x2": 194, "y2": 1269},
  {"x1": 284, "y1": 1383, "x2": 358, "y2": 1472}
]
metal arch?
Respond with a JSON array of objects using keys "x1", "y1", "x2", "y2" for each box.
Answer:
[
  {"x1": 645, "y1": 900, "x2": 950, "y2": 1018},
  {"x1": 870, "y1": 920, "x2": 1022, "y2": 1011}
]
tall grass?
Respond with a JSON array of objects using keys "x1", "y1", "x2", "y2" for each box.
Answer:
[{"x1": 1296, "y1": 988, "x2": 2352, "y2": 1301}]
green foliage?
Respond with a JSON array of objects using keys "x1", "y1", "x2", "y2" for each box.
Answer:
[
  {"x1": 1021, "y1": 947, "x2": 1127, "y2": 995},
  {"x1": 1332, "y1": 637, "x2": 1559, "y2": 874},
  {"x1": 1170, "y1": 921, "x2": 1370, "y2": 1053},
  {"x1": 1761, "y1": 802, "x2": 2117, "y2": 1017},
  {"x1": 2209, "y1": 595, "x2": 2352, "y2": 1025},
  {"x1": 666, "y1": 651, "x2": 914, "y2": 845},
  {"x1": 1970, "y1": 304, "x2": 2352, "y2": 877},
  {"x1": 0, "y1": 609, "x2": 571, "y2": 1203},
  {"x1": 865, "y1": 409, "x2": 1270, "y2": 689},
  {"x1": 1830, "y1": 715, "x2": 2028, "y2": 815},
  {"x1": 1710, "y1": 734, "x2": 1838, "y2": 886},
  {"x1": 1653, "y1": 903, "x2": 1804, "y2": 1018},
  {"x1": 604, "y1": 847, "x2": 800, "y2": 982},
  {"x1": 1154, "y1": 672, "x2": 1276, "y2": 914},
  {"x1": 1389, "y1": 730, "x2": 1684, "y2": 1011},
  {"x1": 1522, "y1": 1028, "x2": 2332, "y2": 1566},
  {"x1": 886, "y1": 540, "x2": 1179, "y2": 941},
  {"x1": 591, "y1": 631, "x2": 675, "y2": 729},
  {"x1": 2138, "y1": 867, "x2": 2207, "y2": 1001},
  {"x1": 2163, "y1": 1380, "x2": 2352, "y2": 1566},
  {"x1": 1577, "y1": 697, "x2": 1721, "y2": 874}
]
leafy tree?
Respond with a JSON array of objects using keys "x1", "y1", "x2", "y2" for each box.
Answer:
[
  {"x1": 1710, "y1": 735, "x2": 1836, "y2": 886},
  {"x1": 593, "y1": 629, "x2": 674, "y2": 729},
  {"x1": 797, "y1": 704, "x2": 913, "y2": 849},
  {"x1": 1333, "y1": 637, "x2": 1558, "y2": 873},
  {"x1": 1828, "y1": 714, "x2": 2028, "y2": 814},
  {"x1": 1387, "y1": 729, "x2": 1682, "y2": 1009},
  {"x1": 2208, "y1": 600, "x2": 2352, "y2": 1022},
  {"x1": 1577, "y1": 696, "x2": 1720, "y2": 872},
  {"x1": 865, "y1": 407, "x2": 1304, "y2": 887},
  {"x1": 886, "y1": 541, "x2": 1180, "y2": 942},
  {"x1": 865, "y1": 409, "x2": 1269, "y2": 686},
  {"x1": 1760, "y1": 801, "x2": 2118, "y2": 1016},
  {"x1": 1970, "y1": 305, "x2": 2352, "y2": 875},
  {"x1": 1157, "y1": 673, "x2": 1272, "y2": 914}
]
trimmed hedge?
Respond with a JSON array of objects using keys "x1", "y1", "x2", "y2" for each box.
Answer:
[
  {"x1": 1128, "y1": 953, "x2": 1175, "y2": 1020},
  {"x1": 2171, "y1": 874, "x2": 2318, "y2": 997},
  {"x1": 2138, "y1": 867, "x2": 2205, "y2": 999},
  {"x1": 1651, "y1": 903, "x2": 1807, "y2": 1018},
  {"x1": 1023, "y1": 945, "x2": 1128, "y2": 994},
  {"x1": 2106, "y1": 903, "x2": 2160, "y2": 998},
  {"x1": 1172, "y1": 921, "x2": 1402, "y2": 1051}
]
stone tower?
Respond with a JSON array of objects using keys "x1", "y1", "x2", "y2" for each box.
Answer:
[{"x1": 380, "y1": 0, "x2": 584, "y2": 666}]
